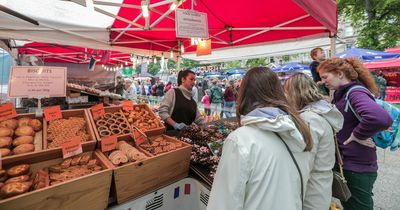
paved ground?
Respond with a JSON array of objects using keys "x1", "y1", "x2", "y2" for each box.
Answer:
[{"x1": 373, "y1": 149, "x2": 400, "y2": 210}]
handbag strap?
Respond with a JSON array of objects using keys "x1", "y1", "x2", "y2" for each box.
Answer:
[
  {"x1": 275, "y1": 133, "x2": 304, "y2": 206},
  {"x1": 334, "y1": 132, "x2": 347, "y2": 183}
]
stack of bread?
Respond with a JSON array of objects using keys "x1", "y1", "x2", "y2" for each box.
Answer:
[
  {"x1": 107, "y1": 141, "x2": 147, "y2": 166},
  {"x1": 0, "y1": 117, "x2": 42, "y2": 157},
  {"x1": 0, "y1": 164, "x2": 33, "y2": 199}
]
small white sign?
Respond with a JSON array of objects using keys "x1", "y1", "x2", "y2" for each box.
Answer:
[
  {"x1": 176, "y1": 9, "x2": 209, "y2": 39},
  {"x1": 8, "y1": 66, "x2": 67, "y2": 98}
]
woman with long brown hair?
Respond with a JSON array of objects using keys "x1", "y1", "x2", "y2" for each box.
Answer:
[
  {"x1": 285, "y1": 73, "x2": 344, "y2": 210},
  {"x1": 207, "y1": 67, "x2": 313, "y2": 210},
  {"x1": 318, "y1": 58, "x2": 392, "y2": 210}
]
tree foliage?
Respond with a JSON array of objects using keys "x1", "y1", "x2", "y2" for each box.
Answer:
[
  {"x1": 246, "y1": 58, "x2": 266, "y2": 68},
  {"x1": 224, "y1": 60, "x2": 241, "y2": 69},
  {"x1": 338, "y1": 0, "x2": 400, "y2": 50},
  {"x1": 180, "y1": 58, "x2": 200, "y2": 70}
]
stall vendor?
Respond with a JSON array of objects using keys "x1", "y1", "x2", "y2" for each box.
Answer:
[{"x1": 159, "y1": 70, "x2": 204, "y2": 131}]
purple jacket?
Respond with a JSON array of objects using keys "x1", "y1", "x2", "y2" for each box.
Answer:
[{"x1": 333, "y1": 82, "x2": 393, "y2": 173}]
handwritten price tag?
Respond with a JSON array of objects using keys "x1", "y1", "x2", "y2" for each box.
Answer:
[
  {"x1": 101, "y1": 135, "x2": 117, "y2": 152},
  {"x1": 122, "y1": 100, "x2": 134, "y2": 111},
  {"x1": 44, "y1": 106, "x2": 62, "y2": 121},
  {"x1": 62, "y1": 136, "x2": 83, "y2": 159},
  {"x1": 132, "y1": 128, "x2": 147, "y2": 145},
  {"x1": 0, "y1": 103, "x2": 17, "y2": 121},
  {"x1": 91, "y1": 103, "x2": 105, "y2": 118}
]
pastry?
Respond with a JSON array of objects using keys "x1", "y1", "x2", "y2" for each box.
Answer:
[
  {"x1": 5, "y1": 175, "x2": 30, "y2": 184},
  {"x1": 17, "y1": 117, "x2": 31, "y2": 127},
  {"x1": 15, "y1": 126, "x2": 35, "y2": 137},
  {"x1": 71, "y1": 156, "x2": 82, "y2": 166},
  {"x1": 0, "y1": 119, "x2": 18, "y2": 130},
  {"x1": 0, "y1": 127, "x2": 13, "y2": 137},
  {"x1": 60, "y1": 158, "x2": 72, "y2": 169},
  {"x1": 13, "y1": 136, "x2": 34, "y2": 147},
  {"x1": 33, "y1": 168, "x2": 49, "y2": 190},
  {"x1": 0, "y1": 137, "x2": 12, "y2": 148},
  {"x1": 86, "y1": 159, "x2": 98, "y2": 169},
  {"x1": 28, "y1": 119, "x2": 42, "y2": 132},
  {"x1": 79, "y1": 154, "x2": 91, "y2": 165},
  {"x1": 7, "y1": 164, "x2": 30, "y2": 177},
  {"x1": 48, "y1": 165, "x2": 62, "y2": 173},
  {"x1": 13, "y1": 144, "x2": 35, "y2": 155},
  {"x1": 0, "y1": 182, "x2": 30, "y2": 198},
  {"x1": 0, "y1": 148, "x2": 11, "y2": 157},
  {"x1": 109, "y1": 150, "x2": 128, "y2": 165}
]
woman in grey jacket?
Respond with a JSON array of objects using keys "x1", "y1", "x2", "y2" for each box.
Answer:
[{"x1": 285, "y1": 73, "x2": 344, "y2": 210}]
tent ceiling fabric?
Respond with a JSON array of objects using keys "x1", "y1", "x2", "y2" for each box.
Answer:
[
  {"x1": 0, "y1": 0, "x2": 337, "y2": 63},
  {"x1": 111, "y1": 0, "x2": 337, "y2": 53}
]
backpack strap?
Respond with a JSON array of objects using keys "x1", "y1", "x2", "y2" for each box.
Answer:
[{"x1": 344, "y1": 85, "x2": 369, "y2": 122}]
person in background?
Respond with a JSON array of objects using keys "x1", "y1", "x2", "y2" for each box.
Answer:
[
  {"x1": 209, "y1": 80, "x2": 223, "y2": 117},
  {"x1": 223, "y1": 80, "x2": 236, "y2": 118},
  {"x1": 165, "y1": 81, "x2": 172, "y2": 93},
  {"x1": 207, "y1": 67, "x2": 313, "y2": 210},
  {"x1": 201, "y1": 89, "x2": 211, "y2": 116},
  {"x1": 202, "y1": 79, "x2": 209, "y2": 95},
  {"x1": 112, "y1": 76, "x2": 125, "y2": 96},
  {"x1": 159, "y1": 70, "x2": 204, "y2": 132},
  {"x1": 310, "y1": 47, "x2": 329, "y2": 95},
  {"x1": 376, "y1": 71, "x2": 387, "y2": 100},
  {"x1": 138, "y1": 81, "x2": 148, "y2": 96},
  {"x1": 192, "y1": 82, "x2": 199, "y2": 102},
  {"x1": 284, "y1": 73, "x2": 344, "y2": 210},
  {"x1": 156, "y1": 80, "x2": 165, "y2": 97},
  {"x1": 318, "y1": 58, "x2": 393, "y2": 210},
  {"x1": 123, "y1": 78, "x2": 137, "y2": 100}
]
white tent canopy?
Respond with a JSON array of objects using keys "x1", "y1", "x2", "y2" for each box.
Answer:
[{"x1": 183, "y1": 36, "x2": 344, "y2": 64}]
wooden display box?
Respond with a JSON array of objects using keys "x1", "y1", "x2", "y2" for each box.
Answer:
[
  {"x1": 1, "y1": 113, "x2": 44, "y2": 165},
  {"x1": 0, "y1": 151, "x2": 113, "y2": 210},
  {"x1": 101, "y1": 135, "x2": 192, "y2": 204},
  {"x1": 87, "y1": 106, "x2": 132, "y2": 141},
  {"x1": 123, "y1": 104, "x2": 166, "y2": 137},
  {"x1": 43, "y1": 109, "x2": 96, "y2": 152}
]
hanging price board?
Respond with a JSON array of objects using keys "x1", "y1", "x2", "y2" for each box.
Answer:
[
  {"x1": 0, "y1": 103, "x2": 17, "y2": 121},
  {"x1": 101, "y1": 135, "x2": 118, "y2": 152},
  {"x1": 122, "y1": 100, "x2": 134, "y2": 111}
]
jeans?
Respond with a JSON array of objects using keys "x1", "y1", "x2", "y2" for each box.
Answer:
[{"x1": 223, "y1": 101, "x2": 235, "y2": 118}]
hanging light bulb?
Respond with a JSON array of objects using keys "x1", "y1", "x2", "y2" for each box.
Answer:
[
  {"x1": 191, "y1": 38, "x2": 195, "y2": 45},
  {"x1": 161, "y1": 53, "x2": 164, "y2": 60},
  {"x1": 141, "y1": 0, "x2": 149, "y2": 18},
  {"x1": 169, "y1": 2, "x2": 177, "y2": 11},
  {"x1": 181, "y1": 44, "x2": 185, "y2": 53},
  {"x1": 120, "y1": 64, "x2": 123, "y2": 69},
  {"x1": 153, "y1": 56, "x2": 157, "y2": 63},
  {"x1": 170, "y1": 49, "x2": 174, "y2": 58},
  {"x1": 130, "y1": 53, "x2": 135, "y2": 62},
  {"x1": 147, "y1": 58, "x2": 150, "y2": 65},
  {"x1": 125, "y1": 61, "x2": 128, "y2": 65}
]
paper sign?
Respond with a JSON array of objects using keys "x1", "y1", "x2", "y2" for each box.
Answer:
[
  {"x1": 8, "y1": 66, "x2": 67, "y2": 98},
  {"x1": 62, "y1": 136, "x2": 83, "y2": 159},
  {"x1": 132, "y1": 128, "x2": 147, "y2": 145},
  {"x1": 91, "y1": 103, "x2": 105, "y2": 118},
  {"x1": 0, "y1": 103, "x2": 17, "y2": 121},
  {"x1": 122, "y1": 100, "x2": 134, "y2": 111},
  {"x1": 101, "y1": 135, "x2": 117, "y2": 152},
  {"x1": 44, "y1": 106, "x2": 62, "y2": 121},
  {"x1": 196, "y1": 39, "x2": 212, "y2": 56},
  {"x1": 176, "y1": 9, "x2": 209, "y2": 38}
]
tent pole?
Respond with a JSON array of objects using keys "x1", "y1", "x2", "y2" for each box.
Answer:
[{"x1": 330, "y1": 33, "x2": 336, "y2": 58}]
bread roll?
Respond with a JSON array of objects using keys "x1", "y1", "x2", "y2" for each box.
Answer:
[
  {"x1": 5, "y1": 175, "x2": 30, "y2": 184},
  {"x1": 7, "y1": 164, "x2": 30, "y2": 177},
  {"x1": 0, "y1": 119, "x2": 18, "y2": 130},
  {"x1": 13, "y1": 136, "x2": 34, "y2": 147},
  {"x1": 28, "y1": 119, "x2": 42, "y2": 132},
  {"x1": 15, "y1": 126, "x2": 34, "y2": 137},
  {"x1": 18, "y1": 117, "x2": 31, "y2": 127},
  {"x1": 0, "y1": 182, "x2": 30, "y2": 198},
  {"x1": 13, "y1": 144, "x2": 35, "y2": 155},
  {"x1": 0, "y1": 148, "x2": 11, "y2": 157},
  {"x1": 0, "y1": 127, "x2": 13, "y2": 137},
  {"x1": 0, "y1": 137, "x2": 12, "y2": 148}
]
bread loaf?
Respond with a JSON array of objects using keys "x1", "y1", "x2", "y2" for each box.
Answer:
[
  {"x1": 13, "y1": 136, "x2": 34, "y2": 147},
  {"x1": 0, "y1": 137, "x2": 12, "y2": 148},
  {"x1": 13, "y1": 144, "x2": 35, "y2": 155}
]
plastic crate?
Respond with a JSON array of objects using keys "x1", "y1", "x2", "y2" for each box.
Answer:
[{"x1": 109, "y1": 178, "x2": 210, "y2": 210}]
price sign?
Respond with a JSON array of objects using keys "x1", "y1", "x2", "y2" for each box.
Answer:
[
  {"x1": 62, "y1": 136, "x2": 83, "y2": 159},
  {"x1": 44, "y1": 106, "x2": 62, "y2": 121},
  {"x1": 132, "y1": 128, "x2": 147, "y2": 145},
  {"x1": 101, "y1": 135, "x2": 117, "y2": 152},
  {"x1": 0, "y1": 103, "x2": 17, "y2": 121},
  {"x1": 91, "y1": 103, "x2": 105, "y2": 118},
  {"x1": 122, "y1": 100, "x2": 134, "y2": 111}
]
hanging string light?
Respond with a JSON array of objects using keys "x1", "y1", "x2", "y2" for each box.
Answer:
[
  {"x1": 170, "y1": 49, "x2": 174, "y2": 58},
  {"x1": 153, "y1": 56, "x2": 157, "y2": 63}
]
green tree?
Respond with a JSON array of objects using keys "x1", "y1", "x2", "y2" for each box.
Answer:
[
  {"x1": 180, "y1": 58, "x2": 200, "y2": 70},
  {"x1": 246, "y1": 58, "x2": 266, "y2": 68},
  {"x1": 224, "y1": 60, "x2": 241, "y2": 69},
  {"x1": 338, "y1": 0, "x2": 400, "y2": 50}
]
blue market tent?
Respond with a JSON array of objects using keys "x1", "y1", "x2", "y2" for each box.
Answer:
[
  {"x1": 272, "y1": 63, "x2": 310, "y2": 73},
  {"x1": 203, "y1": 72, "x2": 221, "y2": 76},
  {"x1": 336, "y1": 48, "x2": 400, "y2": 62},
  {"x1": 225, "y1": 68, "x2": 246, "y2": 75}
]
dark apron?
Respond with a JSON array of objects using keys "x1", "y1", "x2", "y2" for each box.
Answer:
[{"x1": 166, "y1": 88, "x2": 197, "y2": 131}]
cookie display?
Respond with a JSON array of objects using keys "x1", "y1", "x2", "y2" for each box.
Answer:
[
  {"x1": 94, "y1": 111, "x2": 130, "y2": 137},
  {"x1": 122, "y1": 106, "x2": 164, "y2": 133},
  {"x1": 47, "y1": 117, "x2": 90, "y2": 148},
  {"x1": 140, "y1": 136, "x2": 183, "y2": 155},
  {"x1": 0, "y1": 116, "x2": 42, "y2": 157}
]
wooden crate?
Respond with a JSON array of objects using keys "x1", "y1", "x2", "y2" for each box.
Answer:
[
  {"x1": 1, "y1": 113, "x2": 44, "y2": 165},
  {"x1": 122, "y1": 104, "x2": 166, "y2": 137},
  {"x1": 87, "y1": 106, "x2": 132, "y2": 141},
  {"x1": 0, "y1": 151, "x2": 113, "y2": 210},
  {"x1": 101, "y1": 135, "x2": 192, "y2": 204},
  {"x1": 43, "y1": 109, "x2": 96, "y2": 152}
]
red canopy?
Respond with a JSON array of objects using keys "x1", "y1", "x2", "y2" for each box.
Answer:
[
  {"x1": 111, "y1": 0, "x2": 337, "y2": 53},
  {"x1": 364, "y1": 58, "x2": 400, "y2": 70},
  {"x1": 385, "y1": 46, "x2": 400, "y2": 53}
]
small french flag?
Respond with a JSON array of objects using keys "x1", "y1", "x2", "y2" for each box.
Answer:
[
  {"x1": 184, "y1": 184, "x2": 191, "y2": 195},
  {"x1": 174, "y1": 187, "x2": 180, "y2": 199}
]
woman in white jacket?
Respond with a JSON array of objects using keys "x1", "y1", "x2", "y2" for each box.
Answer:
[
  {"x1": 285, "y1": 73, "x2": 344, "y2": 210},
  {"x1": 207, "y1": 67, "x2": 314, "y2": 210}
]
